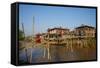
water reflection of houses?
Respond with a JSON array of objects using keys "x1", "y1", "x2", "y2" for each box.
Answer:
[{"x1": 35, "y1": 24, "x2": 96, "y2": 45}]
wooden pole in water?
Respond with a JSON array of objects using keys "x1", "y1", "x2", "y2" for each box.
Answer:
[
  {"x1": 47, "y1": 43, "x2": 50, "y2": 60},
  {"x1": 25, "y1": 48, "x2": 29, "y2": 62},
  {"x1": 29, "y1": 16, "x2": 35, "y2": 63},
  {"x1": 22, "y1": 23, "x2": 25, "y2": 38},
  {"x1": 29, "y1": 48, "x2": 33, "y2": 63},
  {"x1": 32, "y1": 16, "x2": 35, "y2": 47},
  {"x1": 22, "y1": 23, "x2": 29, "y2": 63},
  {"x1": 43, "y1": 45, "x2": 46, "y2": 58},
  {"x1": 47, "y1": 33, "x2": 51, "y2": 60},
  {"x1": 71, "y1": 34, "x2": 73, "y2": 52}
]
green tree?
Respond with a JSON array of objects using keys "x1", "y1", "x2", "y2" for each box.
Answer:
[{"x1": 19, "y1": 29, "x2": 24, "y2": 40}]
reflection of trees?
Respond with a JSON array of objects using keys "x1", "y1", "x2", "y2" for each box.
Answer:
[{"x1": 87, "y1": 37, "x2": 96, "y2": 48}]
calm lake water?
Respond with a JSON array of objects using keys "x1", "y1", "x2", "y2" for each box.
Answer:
[{"x1": 19, "y1": 42, "x2": 96, "y2": 64}]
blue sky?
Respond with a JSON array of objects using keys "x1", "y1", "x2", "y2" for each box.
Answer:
[{"x1": 19, "y1": 4, "x2": 96, "y2": 36}]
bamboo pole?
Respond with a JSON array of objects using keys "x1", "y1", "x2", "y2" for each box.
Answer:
[
  {"x1": 71, "y1": 35, "x2": 73, "y2": 52},
  {"x1": 47, "y1": 44, "x2": 50, "y2": 60},
  {"x1": 22, "y1": 23, "x2": 25, "y2": 38},
  {"x1": 47, "y1": 33, "x2": 51, "y2": 60},
  {"x1": 25, "y1": 48, "x2": 29, "y2": 62},
  {"x1": 43, "y1": 45, "x2": 46, "y2": 58},
  {"x1": 29, "y1": 48, "x2": 33, "y2": 63},
  {"x1": 22, "y1": 23, "x2": 29, "y2": 62},
  {"x1": 29, "y1": 16, "x2": 35, "y2": 63},
  {"x1": 32, "y1": 16, "x2": 35, "y2": 47}
]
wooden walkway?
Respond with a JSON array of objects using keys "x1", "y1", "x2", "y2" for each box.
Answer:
[{"x1": 42, "y1": 36, "x2": 95, "y2": 45}]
